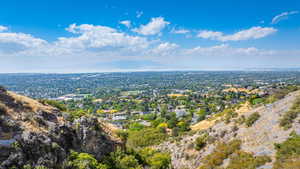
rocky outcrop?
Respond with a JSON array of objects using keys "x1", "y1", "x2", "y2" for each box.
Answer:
[
  {"x1": 0, "y1": 88, "x2": 120, "y2": 169},
  {"x1": 157, "y1": 90, "x2": 300, "y2": 169}
]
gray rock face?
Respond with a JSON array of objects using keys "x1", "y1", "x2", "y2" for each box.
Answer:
[
  {"x1": 0, "y1": 116, "x2": 119, "y2": 169},
  {"x1": 0, "y1": 90, "x2": 119, "y2": 169}
]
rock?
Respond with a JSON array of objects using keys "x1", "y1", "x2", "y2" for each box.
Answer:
[{"x1": 0, "y1": 91, "x2": 120, "y2": 169}]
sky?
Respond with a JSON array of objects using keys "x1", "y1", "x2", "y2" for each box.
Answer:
[{"x1": 0, "y1": 0, "x2": 299, "y2": 73}]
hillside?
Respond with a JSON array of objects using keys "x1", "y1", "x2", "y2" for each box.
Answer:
[
  {"x1": 157, "y1": 90, "x2": 300, "y2": 169},
  {"x1": 0, "y1": 87, "x2": 120, "y2": 169}
]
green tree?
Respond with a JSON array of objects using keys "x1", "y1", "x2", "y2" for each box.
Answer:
[
  {"x1": 148, "y1": 153, "x2": 171, "y2": 169},
  {"x1": 66, "y1": 151, "x2": 108, "y2": 169}
]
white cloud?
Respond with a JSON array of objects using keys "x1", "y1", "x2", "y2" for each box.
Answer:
[
  {"x1": 171, "y1": 28, "x2": 190, "y2": 34},
  {"x1": 150, "y1": 42, "x2": 179, "y2": 56},
  {"x1": 60, "y1": 23, "x2": 151, "y2": 52},
  {"x1": 197, "y1": 30, "x2": 223, "y2": 39},
  {"x1": 272, "y1": 11, "x2": 299, "y2": 24},
  {"x1": 1, "y1": 23, "x2": 299, "y2": 72},
  {"x1": 119, "y1": 20, "x2": 131, "y2": 28},
  {"x1": 136, "y1": 11, "x2": 143, "y2": 18},
  {"x1": 0, "y1": 32, "x2": 47, "y2": 53},
  {"x1": 197, "y1": 26, "x2": 277, "y2": 41},
  {"x1": 0, "y1": 26, "x2": 8, "y2": 32},
  {"x1": 184, "y1": 44, "x2": 274, "y2": 56},
  {"x1": 132, "y1": 17, "x2": 170, "y2": 35}
]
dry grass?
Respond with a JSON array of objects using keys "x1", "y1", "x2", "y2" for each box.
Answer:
[
  {"x1": 191, "y1": 102, "x2": 251, "y2": 131},
  {"x1": 8, "y1": 91, "x2": 55, "y2": 113}
]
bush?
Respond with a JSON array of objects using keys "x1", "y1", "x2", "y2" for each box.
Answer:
[
  {"x1": 116, "y1": 130, "x2": 128, "y2": 142},
  {"x1": 245, "y1": 112, "x2": 260, "y2": 127},
  {"x1": 226, "y1": 150, "x2": 271, "y2": 169},
  {"x1": 0, "y1": 103, "x2": 7, "y2": 115},
  {"x1": 138, "y1": 148, "x2": 171, "y2": 169},
  {"x1": 39, "y1": 99, "x2": 67, "y2": 111},
  {"x1": 22, "y1": 165, "x2": 49, "y2": 169},
  {"x1": 148, "y1": 152, "x2": 171, "y2": 169},
  {"x1": 198, "y1": 140, "x2": 241, "y2": 169},
  {"x1": 128, "y1": 122, "x2": 145, "y2": 131},
  {"x1": 126, "y1": 128, "x2": 167, "y2": 149},
  {"x1": 235, "y1": 115, "x2": 246, "y2": 125},
  {"x1": 273, "y1": 132, "x2": 300, "y2": 169},
  {"x1": 66, "y1": 151, "x2": 108, "y2": 169},
  {"x1": 223, "y1": 109, "x2": 238, "y2": 124},
  {"x1": 279, "y1": 96, "x2": 300, "y2": 129},
  {"x1": 118, "y1": 155, "x2": 141, "y2": 169},
  {"x1": 199, "y1": 139, "x2": 271, "y2": 169},
  {"x1": 68, "y1": 109, "x2": 89, "y2": 121},
  {"x1": 279, "y1": 111, "x2": 298, "y2": 129},
  {"x1": 194, "y1": 133, "x2": 209, "y2": 151},
  {"x1": 107, "y1": 148, "x2": 142, "y2": 169}
]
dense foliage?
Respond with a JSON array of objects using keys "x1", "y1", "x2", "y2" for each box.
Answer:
[
  {"x1": 273, "y1": 132, "x2": 300, "y2": 169},
  {"x1": 65, "y1": 151, "x2": 108, "y2": 169},
  {"x1": 126, "y1": 128, "x2": 167, "y2": 149}
]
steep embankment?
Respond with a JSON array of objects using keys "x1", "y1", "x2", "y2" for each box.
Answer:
[
  {"x1": 0, "y1": 87, "x2": 120, "y2": 169},
  {"x1": 157, "y1": 90, "x2": 300, "y2": 169}
]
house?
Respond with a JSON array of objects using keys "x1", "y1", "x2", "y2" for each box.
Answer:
[
  {"x1": 112, "y1": 112, "x2": 128, "y2": 120},
  {"x1": 174, "y1": 109, "x2": 188, "y2": 118}
]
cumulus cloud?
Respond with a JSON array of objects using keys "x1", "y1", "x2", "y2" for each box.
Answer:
[
  {"x1": 0, "y1": 23, "x2": 298, "y2": 72},
  {"x1": 132, "y1": 17, "x2": 170, "y2": 35},
  {"x1": 171, "y1": 28, "x2": 190, "y2": 34},
  {"x1": 150, "y1": 42, "x2": 179, "y2": 56},
  {"x1": 0, "y1": 26, "x2": 8, "y2": 32},
  {"x1": 197, "y1": 26, "x2": 277, "y2": 41},
  {"x1": 119, "y1": 20, "x2": 131, "y2": 28},
  {"x1": 271, "y1": 11, "x2": 299, "y2": 24},
  {"x1": 61, "y1": 23, "x2": 151, "y2": 52},
  {"x1": 136, "y1": 11, "x2": 143, "y2": 18},
  {"x1": 0, "y1": 32, "x2": 47, "y2": 53}
]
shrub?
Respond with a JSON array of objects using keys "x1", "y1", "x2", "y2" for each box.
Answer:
[
  {"x1": 223, "y1": 110, "x2": 238, "y2": 124},
  {"x1": 235, "y1": 115, "x2": 246, "y2": 125},
  {"x1": 245, "y1": 112, "x2": 260, "y2": 127},
  {"x1": 226, "y1": 150, "x2": 271, "y2": 169},
  {"x1": 138, "y1": 148, "x2": 171, "y2": 169},
  {"x1": 195, "y1": 133, "x2": 209, "y2": 151},
  {"x1": 66, "y1": 151, "x2": 108, "y2": 169},
  {"x1": 279, "y1": 110, "x2": 298, "y2": 129},
  {"x1": 279, "y1": 96, "x2": 300, "y2": 129},
  {"x1": 68, "y1": 109, "x2": 89, "y2": 121},
  {"x1": 116, "y1": 130, "x2": 128, "y2": 142},
  {"x1": 126, "y1": 128, "x2": 167, "y2": 149},
  {"x1": 39, "y1": 99, "x2": 67, "y2": 111},
  {"x1": 148, "y1": 152, "x2": 171, "y2": 169},
  {"x1": 273, "y1": 132, "x2": 300, "y2": 169},
  {"x1": 118, "y1": 155, "x2": 141, "y2": 169},
  {"x1": 0, "y1": 103, "x2": 7, "y2": 115},
  {"x1": 198, "y1": 139, "x2": 241, "y2": 169},
  {"x1": 128, "y1": 122, "x2": 145, "y2": 131}
]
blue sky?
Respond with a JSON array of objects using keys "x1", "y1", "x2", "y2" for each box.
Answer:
[{"x1": 0, "y1": 0, "x2": 299, "y2": 72}]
